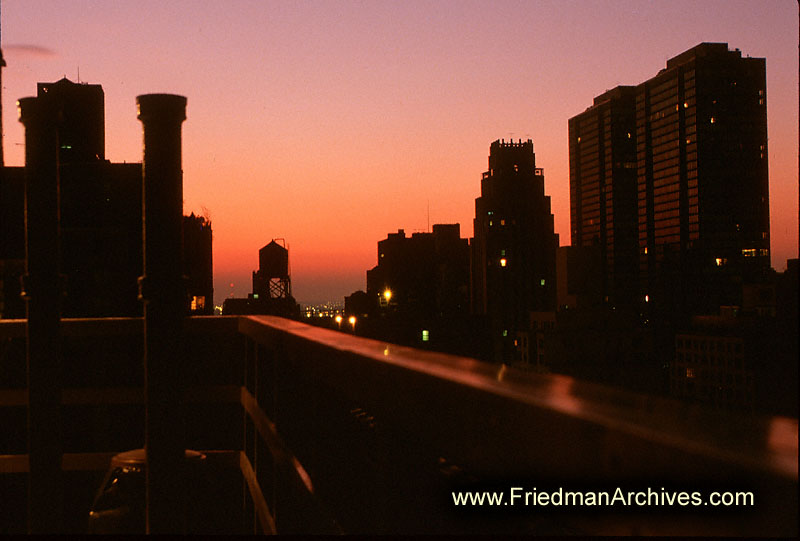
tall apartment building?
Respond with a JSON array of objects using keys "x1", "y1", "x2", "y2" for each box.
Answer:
[
  {"x1": 569, "y1": 43, "x2": 769, "y2": 319},
  {"x1": 636, "y1": 43, "x2": 769, "y2": 317},
  {"x1": 568, "y1": 86, "x2": 638, "y2": 307},
  {"x1": 471, "y1": 139, "x2": 558, "y2": 362}
]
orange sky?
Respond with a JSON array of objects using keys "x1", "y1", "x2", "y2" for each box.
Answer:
[{"x1": 3, "y1": 0, "x2": 797, "y2": 304}]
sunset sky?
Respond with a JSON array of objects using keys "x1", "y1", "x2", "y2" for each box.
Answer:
[{"x1": 3, "y1": 0, "x2": 797, "y2": 305}]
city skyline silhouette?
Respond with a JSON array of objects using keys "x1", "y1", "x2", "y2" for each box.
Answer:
[
  {"x1": 1, "y1": 0, "x2": 797, "y2": 304},
  {"x1": 0, "y1": 3, "x2": 796, "y2": 534}
]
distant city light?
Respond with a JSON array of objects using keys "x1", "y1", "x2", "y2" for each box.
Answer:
[
  {"x1": 383, "y1": 289, "x2": 392, "y2": 301},
  {"x1": 500, "y1": 258, "x2": 507, "y2": 267}
]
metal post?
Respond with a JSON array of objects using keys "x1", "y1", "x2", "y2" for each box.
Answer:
[
  {"x1": 18, "y1": 95, "x2": 62, "y2": 534},
  {"x1": 136, "y1": 93, "x2": 187, "y2": 534}
]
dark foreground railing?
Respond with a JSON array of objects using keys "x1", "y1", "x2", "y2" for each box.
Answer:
[{"x1": 0, "y1": 315, "x2": 797, "y2": 535}]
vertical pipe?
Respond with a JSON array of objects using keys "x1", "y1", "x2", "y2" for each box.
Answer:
[
  {"x1": 18, "y1": 95, "x2": 62, "y2": 534},
  {"x1": 136, "y1": 93, "x2": 187, "y2": 534}
]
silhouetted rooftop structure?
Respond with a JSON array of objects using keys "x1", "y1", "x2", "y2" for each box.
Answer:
[{"x1": 471, "y1": 139, "x2": 558, "y2": 362}]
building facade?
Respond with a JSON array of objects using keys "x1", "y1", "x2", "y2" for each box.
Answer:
[
  {"x1": 569, "y1": 43, "x2": 770, "y2": 320},
  {"x1": 471, "y1": 139, "x2": 558, "y2": 362},
  {"x1": 568, "y1": 86, "x2": 639, "y2": 308},
  {"x1": 635, "y1": 43, "x2": 769, "y2": 318}
]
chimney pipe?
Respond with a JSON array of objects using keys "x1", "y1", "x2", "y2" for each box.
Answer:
[
  {"x1": 18, "y1": 95, "x2": 63, "y2": 534},
  {"x1": 136, "y1": 93, "x2": 187, "y2": 534}
]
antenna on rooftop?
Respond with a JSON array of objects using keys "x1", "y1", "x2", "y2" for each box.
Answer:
[{"x1": 427, "y1": 200, "x2": 430, "y2": 233}]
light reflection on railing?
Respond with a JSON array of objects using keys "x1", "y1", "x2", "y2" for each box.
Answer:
[{"x1": 0, "y1": 316, "x2": 797, "y2": 535}]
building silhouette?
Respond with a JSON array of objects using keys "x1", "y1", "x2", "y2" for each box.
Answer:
[
  {"x1": 366, "y1": 225, "x2": 469, "y2": 319},
  {"x1": 353, "y1": 224, "x2": 472, "y2": 352},
  {"x1": 0, "y1": 166, "x2": 24, "y2": 317},
  {"x1": 0, "y1": 78, "x2": 212, "y2": 318},
  {"x1": 635, "y1": 43, "x2": 770, "y2": 318},
  {"x1": 471, "y1": 139, "x2": 558, "y2": 362},
  {"x1": 569, "y1": 86, "x2": 638, "y2": 308},
  {"x1": 38, "y1": 78, "x2": 105, "y2": 163},
  {"x1": 184, "y1": 213, "x2": 214, "y2": 315},
  {"x1": 568, "y1": 43, "x2": 770, "y2": 320}
]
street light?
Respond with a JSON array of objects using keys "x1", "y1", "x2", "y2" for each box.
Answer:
[
  {"x1": 335, "y1": 314, "x2": 343, "y2": 329},
  {"x1": 348, "y1": 315, "x2": 357, "y2": 332},
  {"x1": 381, "y1": 288, "x2": 392, "y2": 307}
]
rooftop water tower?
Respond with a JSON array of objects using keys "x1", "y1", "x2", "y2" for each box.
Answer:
[{"x1": 252, "y1": 239, "x2": 291, "y2": 300}]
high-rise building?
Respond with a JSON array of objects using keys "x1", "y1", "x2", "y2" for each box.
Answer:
[
  {"x1": 37, "y1": 78, "x2": 105, "y2": 163},
  {"x1": 471, "y1": 139, "x2": 558, "y2": 362},
  {"x1": 569, "y1": 43, "x2": 770, "y2": 319},
  {"x1": 568, "y1": 86, "x2": 638, "y2": 307},
  {"x1": 635, "y1": 43, "x2": 769, "y2": 317}
]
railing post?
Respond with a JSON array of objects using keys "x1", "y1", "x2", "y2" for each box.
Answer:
[
  {"x1": 18, "y1": 95, "x2": 63, "y2": 534},
  {"x1": 136, "y1": 93, "x2": 187, "y2": 534}
]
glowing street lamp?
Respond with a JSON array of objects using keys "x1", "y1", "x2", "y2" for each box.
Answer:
[
  {"x1": 335, "y1": 314, "x2": 343, "y2": 329},
  {"x1": 348, "y1": 315, "x2": 357, "y2": 331},
  {"x1": 380, "y1": 288, "x2": 392, "y2": 307}
]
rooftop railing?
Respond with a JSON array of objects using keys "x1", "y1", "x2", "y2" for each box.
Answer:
[{"x1": 0, "y1": 314, "x2": 796, "y2": 535}]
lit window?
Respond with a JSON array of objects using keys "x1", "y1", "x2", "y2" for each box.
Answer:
[
  {"x1": 489, "y1": 220, "x2": 493, "y2": 226},
  {"x1": 422, "y1": 330, "x2": 429, "y2": 342},
  {"x1": 502, "y1": 330, "x2": 508, "y2": 337},
  {"x1": 253, "y1": 294, "x2": 259, "y2": 299},
  {"x1": 190, "y1": 296, "x2": 205, "y2": 311},
  {"x1": 540, "y1": 279, "x2": 545, "y2": 286},
  {"x1": 741, "y1": 248, "x2": 757, "y2": 257},
  {"x1": 759, "y1": 248, "x2": 769, "y2": 257},
  {"x1": 627, "y1": 132, "x2": 631, "y2": 139},
  {"x1": 715, "y1": 258, "x2": 726, "y2": 267},
  {"x1": 488, "y1": 211, "x2": 494, "y2": 216},
  {"x1": 577, "y1": 136, "x2": 581, "y2": 142},
  {"x1": 645, "y1": 295, "x2": 649, "y2": 303},
  {"x1": 683, "y1": 102, "x2": 689, "y2": 108},
  {"x1": 500, "y1": 219, "x2": 505, "y2": 226},
  {"x1": 500, "y1": 258, "x2": 507, "y2": 267},
  {"x1": 686, "y1": 367, "x2": 695, "y2": 379},
  {"x1": 644, "y1": 247, "x2": 648, "y2": 254},
  {"x1": 710, "y1": 117, "x2": 715, "y2": 124},
  {"x1": 500, "y1": 249, "x2": 506, "y2": 256}
]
